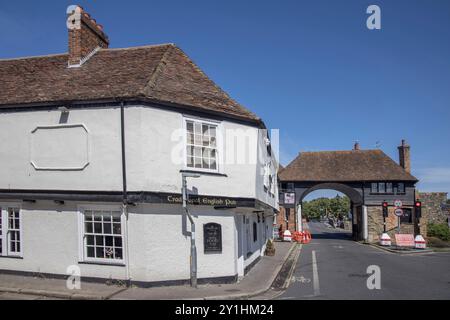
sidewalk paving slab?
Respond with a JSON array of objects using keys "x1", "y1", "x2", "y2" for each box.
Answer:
[{"x1": 112, "y1": 241, "x2": 295, "y2": 300}]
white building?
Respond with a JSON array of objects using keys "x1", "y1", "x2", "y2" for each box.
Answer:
[{"x1": 0, "y1": 6, "x2": 278, "y2": 286}]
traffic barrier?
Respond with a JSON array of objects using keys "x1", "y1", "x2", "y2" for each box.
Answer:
[
  {"x1": 292, "y1": 231, "x2": 303, "y2": 243},
  {"x1": 380, "y1": 233, "x2": 391, "y2": 246},
  {"x1": 414, "y1": 235, "x2": 426, "y2": 249},
  {"x1": 302, "y1": 230, "x2": 312, "y2": 244},
  {"x1": 283, "y1": 230, "x2": 292, "y2": 242}
]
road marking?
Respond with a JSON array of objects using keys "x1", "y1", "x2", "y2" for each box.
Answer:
[{"x1": 312, "y1": 250, "x2": 320, "y2": 296}]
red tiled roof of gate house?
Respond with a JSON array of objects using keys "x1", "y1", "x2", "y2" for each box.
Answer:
[
  {"x1": 0, "y1": 44, "x2": 260, "y2": 123},
  {"x1": 279, "y1": 150, "x2": 418, "y2": 182}
]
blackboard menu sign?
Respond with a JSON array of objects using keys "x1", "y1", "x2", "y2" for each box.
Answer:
[{"x1": 204, "y1": 223, "x2": 222, "y2": 253}]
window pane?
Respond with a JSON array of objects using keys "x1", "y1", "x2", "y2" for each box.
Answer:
[
  {"x1": 105, "y1": 236, "x2": 113, "y2": 247},
  {"x1": 115, "y1": 248, "x2": 123, "y2": 260},
  {"x1": 87, "y1": 246, "x2": 95, "y2": 258},
  {"x1": 210, "y1": 159, "x2": 217, "y2": 170},
  {"x1": 194, "y1": 123, "x2": 201, "y2": 134},
  {"x1": 187, "y1": 156, "x2": 194, "y2": 167},
  {"x1": 186, "y1": 121, "x2": 194, "y2": 133},
  {"x1": 210, "y1": 127, "x2": 216, "y2": 137},
  {"x1": 210, "y1": 136, "x2": 217, "y2": 147},
  {"x1": 94, "y1": 223, "x2": 102, "y2": 233},
  {"x1": 378, "y1": 183, "x2": 386, "y2": 193},
  {"x1": 371, "y1": 183, "x2": 378, "y2": 193},
  {"x1": 95, "y1": 236, "x2": 104, "y2": 246},
  {"x1": 397, "y1": 183, "x2": 405, "y2": 193},
  {"x1": 86, "y1": 235, "x2": 94, "y2": 246},
  {"x1": 386, "y1": 183, "x2": 393, "y2": 193},
  {"x1": 85, "y1": 222, "x2": 93, "y2": 233},
  {"x1": 114, "y1": 237, "x2": 122, "y2": 248},
  {"x1": 96, "y1": 246, "x2": 104, "y2": 259},
  {"x1": 105, "y1": 247, "x2": 114, "y2": 259},
  {"x1": 103, "y1": 222, "x2": 112, "y2": 234},
  {"x1": 113, "y1": 223, "x2": 121, "y2": 235}
]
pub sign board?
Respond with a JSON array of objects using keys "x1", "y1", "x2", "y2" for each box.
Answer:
[{"x1": 204, "y1": 223, "x2": 222, "y2": 253}]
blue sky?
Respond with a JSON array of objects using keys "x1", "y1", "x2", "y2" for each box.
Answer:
[{"x1": 1, "y1": 0, "x2": 449, "y2": 195}]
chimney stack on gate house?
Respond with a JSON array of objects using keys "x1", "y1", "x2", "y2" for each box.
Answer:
[
  {"x1": 67, "y1": 5, "x2": 109, "y2": 67},
  {"x1": 398, "y1": 139, "x2": 411, "y2": 173}
]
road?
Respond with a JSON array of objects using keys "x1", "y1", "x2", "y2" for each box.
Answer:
[{"x1": 278, "y1": 222, "x2": 450, "y2": 300}]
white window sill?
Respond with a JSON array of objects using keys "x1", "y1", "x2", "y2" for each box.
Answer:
[{"x1": 79, "y1": 260, "x2": 126, "y2": 267}]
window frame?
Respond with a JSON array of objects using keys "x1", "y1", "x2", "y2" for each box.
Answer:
[
  {"x1": 370, "y1": 182, "x2": 395, "y2": 195},
  {"x1": 77, "y1": 205, "x2": 126, "y2": 265},
  {"x1": 0, "y1": 203, "x2": 23, "y2": 258},
  {"x1": 396, "y1": 182, "x2": 406, "y2": 194},
  {"x1": 183, "y1": 116, "x2": 222, "y2": 174}
]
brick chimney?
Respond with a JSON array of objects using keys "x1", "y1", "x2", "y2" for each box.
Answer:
[
  {"x1": 398, "y1": 139, "x2": 411, "y2": 173},
  {"x1": 353, "y1": 141, "x2": 360, "y2": 150},
  {"x1": 66, "y1": 5, "x2": 109, "y2": 67}
]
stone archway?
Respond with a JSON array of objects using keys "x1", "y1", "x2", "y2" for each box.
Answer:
[{"x1": 298, "y1": 183, "x2": 365, "y2": 240}]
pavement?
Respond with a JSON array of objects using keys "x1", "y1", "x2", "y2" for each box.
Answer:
[
  {"x1": 0, "y1": 241, "x2": 296, "y2": 300},
  {"x1": 278, "y1": 222, "x2": 450, "y2": 300}
]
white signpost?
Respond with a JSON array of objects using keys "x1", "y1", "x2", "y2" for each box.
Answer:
[{"x1": 394, "y1": 200, "x2": 403, "y2": 234}]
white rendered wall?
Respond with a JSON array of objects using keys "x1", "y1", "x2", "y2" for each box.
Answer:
[
  {"x1": 0, "y1": 107, "x2": 122, "y2": 191},
  {"x1": 0, "y1": 201, "x2": 243, "y2": 283},
  {"x1": 0, "y1": 104, "x2": 278, "y2": 210}
]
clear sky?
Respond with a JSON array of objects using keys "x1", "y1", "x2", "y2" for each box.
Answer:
[{"x1": 1, "y1": 0, "x2": 449, "y2": 195}]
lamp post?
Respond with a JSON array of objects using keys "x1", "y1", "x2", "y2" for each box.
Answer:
[{"x1": 181, "y1": 172, "x2": 201, "y2": 288}]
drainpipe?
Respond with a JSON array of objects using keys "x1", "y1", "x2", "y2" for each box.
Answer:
[
  {"x1": 120, "y1": 102, "x2": 127, "y2": 204},
  {"x1": 120, "y1": 101, "x2": 131, "y2": 284},
  {"x1": 181, "y1": 172, "x2": 200, "y2": 288}
]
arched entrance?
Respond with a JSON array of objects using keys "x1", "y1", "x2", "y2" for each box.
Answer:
[{"x1": 298, "y1": 183, "x2": 364, "y2": 240}]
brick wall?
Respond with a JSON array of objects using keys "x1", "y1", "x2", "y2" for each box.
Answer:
[{"x1": 276, "y1": 206, "x2": 297, "y2": 234}]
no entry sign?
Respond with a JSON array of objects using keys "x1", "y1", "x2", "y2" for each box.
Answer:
[{"x1": 394, "y1": 208, "x2": 404, "y2": 217}]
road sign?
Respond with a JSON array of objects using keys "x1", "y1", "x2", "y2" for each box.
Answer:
[
  {"x1": 394, "y1": 208, "x2": 403, "y2": 217},
  {"x1": 394, "y1": 199, "x2": 403, "y2": 208}
]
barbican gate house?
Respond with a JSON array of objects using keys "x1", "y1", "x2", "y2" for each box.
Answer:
[
  {"x1": 0, "y1": 6, "x2": 278, "y2": 285},
  {"x1": 278, "y1": 141, "x2": 419, "y2": 243}
]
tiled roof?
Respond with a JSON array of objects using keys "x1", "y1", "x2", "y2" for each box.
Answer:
[
  {"x1": 279, "y1": 150, "x2": 418, "y2": 182},
  {"x1": 0, "y1": 44, "x2": 260, "y2": 123}
]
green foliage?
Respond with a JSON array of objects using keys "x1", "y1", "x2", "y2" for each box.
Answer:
[
  {"x1": 302, "y1": 194, "x2": 350, "y2": 219},
  {"x1": 427, "y1": 223, "x2": 450, "y2": 241}
]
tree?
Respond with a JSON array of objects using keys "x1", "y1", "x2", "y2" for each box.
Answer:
[{"x1": 302, "y1": 194, "x2": 350, "y2": 220}]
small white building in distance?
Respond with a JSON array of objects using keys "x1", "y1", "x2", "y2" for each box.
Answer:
[{"x1": 0, "y1": 5, "x2": 279, "y2": 286}]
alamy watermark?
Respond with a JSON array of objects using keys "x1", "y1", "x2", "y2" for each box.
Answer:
[
  {"x1": 366, "y1": 265, "x2": 381, "y2": 290},
  {"x1": 366, "y1": 5, "x2": 381, "y2": 30},
  {"x1": 66, "y1": 265, "x2": 81, "y2": 290}
]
